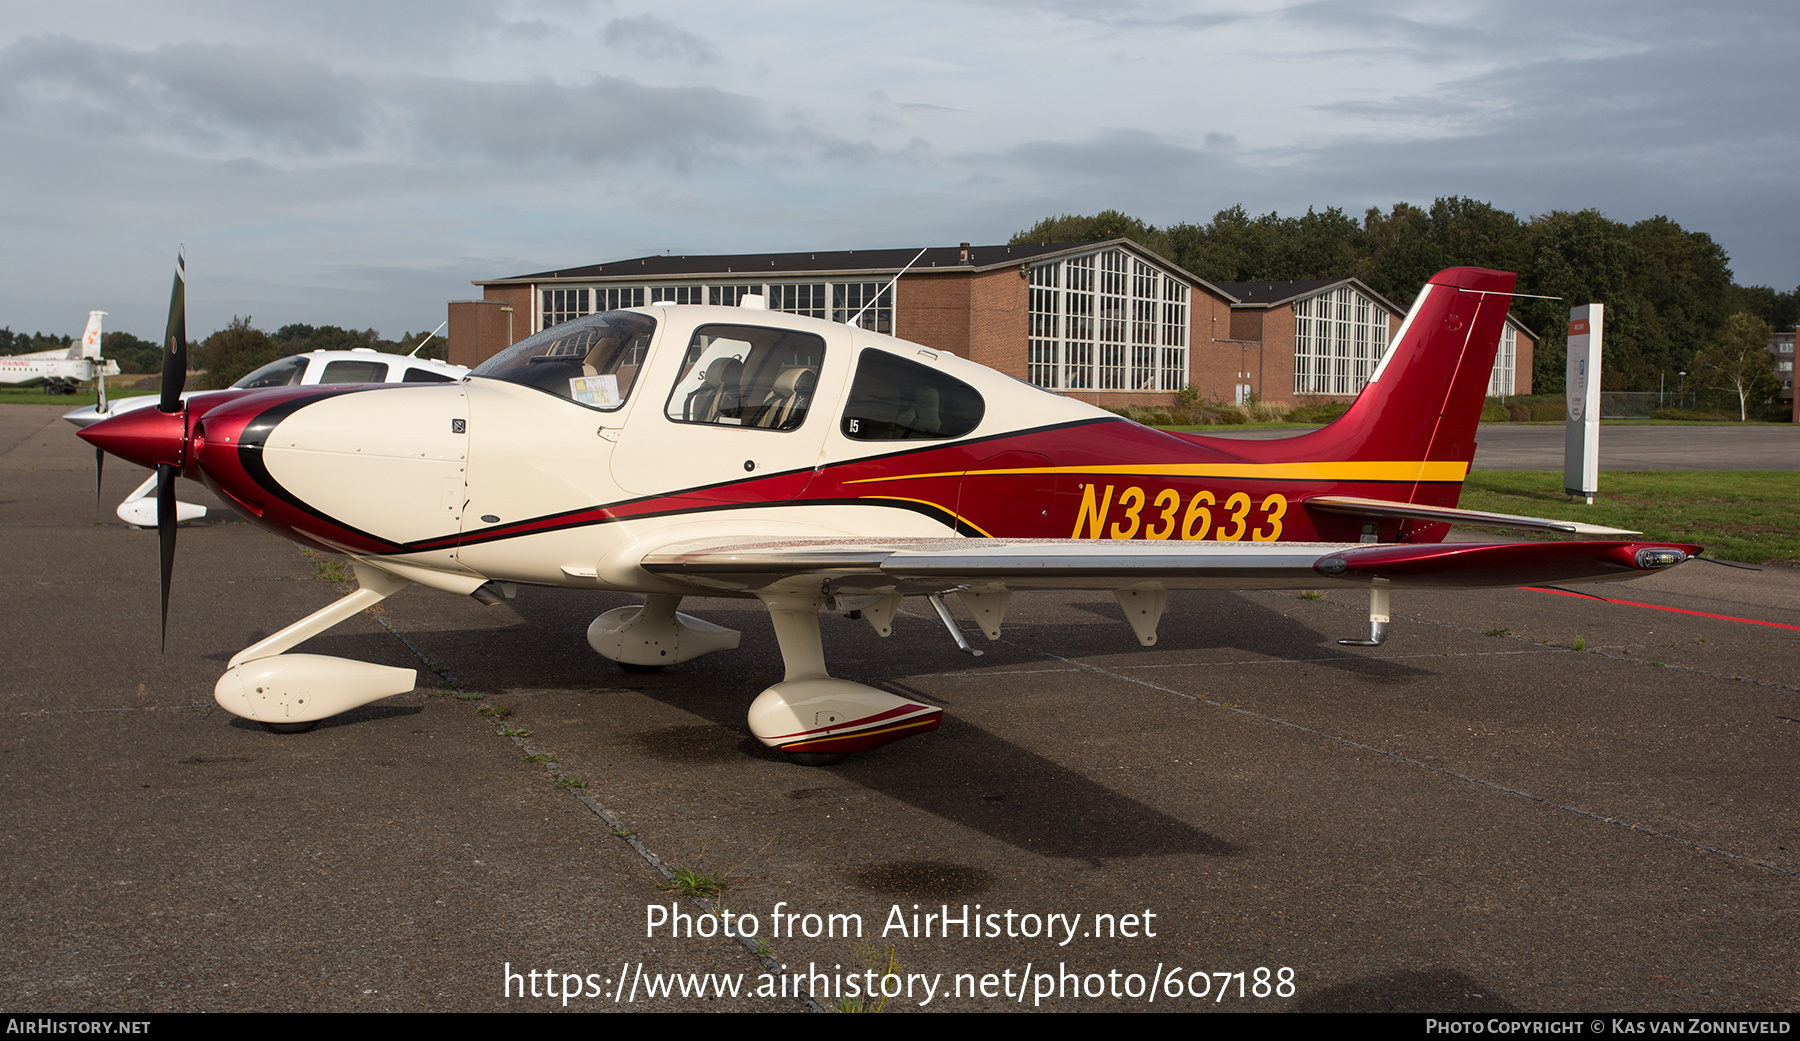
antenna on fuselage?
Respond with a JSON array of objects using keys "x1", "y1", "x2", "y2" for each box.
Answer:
[
  {"x1": 845, "y1": 248, "x2": 927, "y2": 330},
  {"x1": 407, "y1": 320, "x2": 449, "y2": 357}
]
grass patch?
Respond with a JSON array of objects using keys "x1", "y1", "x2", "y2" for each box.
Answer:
[
  {"x1": 658, "y1": 864, "x2": 726, "y2": 897},
  {"x1": 1458, "y1": 470, "x2": 1800, "y2": 565},
  {"x1": 0, "y1": 386, "x2": 156, "y2": 407}
]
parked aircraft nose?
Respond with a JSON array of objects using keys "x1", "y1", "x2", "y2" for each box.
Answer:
[{"x1": 78, "y1": 405, "x2": 186, "y2": 471}]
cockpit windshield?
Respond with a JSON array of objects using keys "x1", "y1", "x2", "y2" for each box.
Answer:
[
  {"x1": 235, "y1": 355, "x2": 309, "y2": 389},
  {"x1": 469, "y1": 311, "x2": 657, "y2": 411}
]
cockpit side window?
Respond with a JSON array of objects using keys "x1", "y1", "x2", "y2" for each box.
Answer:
[
  {"x1": 840, "y1": 349, "x2": 984, "y2": 440},
  {"x1": 468, "y1": 311, "x2": 657, "y2": 411},
  {"x1": 663, "y1": 324, "x2": 824, "y2": 432}
]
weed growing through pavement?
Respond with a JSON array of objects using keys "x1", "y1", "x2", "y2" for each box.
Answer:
[
  {"x1": 1572, "y1": 636, "x2": 1587, "y2": 651},
  {"x1": 838, "y1": 943, "x2": 902, "y2": 1012},
  {"x1": 1298, "y1": 591, "x2": 1323, "y2": 601},
  {"x1": 477, "y1": 704, "x2": 511, "y2": 719},
  {"x1": 659, "y1": 864, "x2": 727, "y2": 898},
  {"x1": 553, "y1": 778, "x2": 587, "y2": 789}
]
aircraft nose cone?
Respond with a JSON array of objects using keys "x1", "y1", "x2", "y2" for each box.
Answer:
[{"x1": 78, "y1": 405, "x2": 185, "y2": 470}]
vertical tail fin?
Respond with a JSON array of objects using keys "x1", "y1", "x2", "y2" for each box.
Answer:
[
  {"x1": 71, "y1": 311, "x2": 106, "y2": 360},
  {"x1": 1256, "y1": 267, "x2": 1515, "y2": 501}
]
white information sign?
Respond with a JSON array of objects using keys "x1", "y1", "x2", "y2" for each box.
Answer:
[{"x1": 1563, "y1": 303, "x2": 1603, "y2": 501}]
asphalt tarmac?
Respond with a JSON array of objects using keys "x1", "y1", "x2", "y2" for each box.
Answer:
[{"x1": 5, "y1": 404, "x2": 1797, "y2": 1013}]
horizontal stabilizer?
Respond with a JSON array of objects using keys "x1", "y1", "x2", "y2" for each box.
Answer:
[{"x1": 1304, "y1": 495, "x2": 1641, "y2": 536}]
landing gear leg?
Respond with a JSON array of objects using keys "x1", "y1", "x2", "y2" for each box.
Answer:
[
  {"x1": 214, "y1": 563, "x2": 419, "y2": 729},
  {"x1": 747, "y1": 594, "x2": 941, "y2": 764}
]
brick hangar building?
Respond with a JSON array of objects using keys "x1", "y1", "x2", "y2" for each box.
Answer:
[{"x1": 451, "y1": 240, "x2": 1534, "y2": 407}]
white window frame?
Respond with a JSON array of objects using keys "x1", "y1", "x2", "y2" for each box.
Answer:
[
  {"x1": 1294, "y1": 285, "x2": 1393, "y2": 397},
  {"x1": 1026, "y1": 248, "x2": 1188, "y2": 393}
]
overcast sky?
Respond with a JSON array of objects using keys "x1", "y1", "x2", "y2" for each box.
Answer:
[{"x1": 2, "y1": 0, "x2": 1795, "y2": 339}]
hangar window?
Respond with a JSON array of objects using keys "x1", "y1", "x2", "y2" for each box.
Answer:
[
  {"x1": 1294, "y1": 285, "x2": 1392, "y2": 396},
  {"x1": 543, "y1": 288, "x2": 590, "y2": 328},
  {"x1": 1026, "y1": 248, "x2": 1186, "y2": 393},
  {"x1": 1487, "y1": 323, "x2": 1518, "y2": 397},
  {"x1": 841, "y1": 350, "x2": 984, "y2": 441}
]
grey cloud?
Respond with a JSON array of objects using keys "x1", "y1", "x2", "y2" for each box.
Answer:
[
  {"x1": 0, "y1": 35, "x2": 372, "y2": 154},
  {"x1": 397, "y1": 73, "x2": 764, "y2": 168},
  {"x1": 501, "y1": 19, "x2": 565, "y2": 41},
  {"x1": 600, "y1": 15, "x2": 721, "y2": 65}
]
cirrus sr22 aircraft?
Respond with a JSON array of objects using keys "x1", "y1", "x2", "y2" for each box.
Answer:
[{"x1": 82, "y1": 254, "x2": 1698, "y2": 764}]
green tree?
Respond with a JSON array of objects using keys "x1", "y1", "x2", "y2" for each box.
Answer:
[
  {"x1": 194, "y1": 316, "x2": 281, "y2": 390},
  {"x1": 1691, "y1": 313, "x2": 1778, "y2": 421},
  {"x1": 1010, "y1": 210, "x2": 1175, "y2": 259},
  {"x1": 101, "y1": 331, "x2": 162, "y2": 374}
]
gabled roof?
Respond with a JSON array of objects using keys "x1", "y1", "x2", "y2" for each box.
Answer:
[
  {"x1": 482, "y1": 243, "x2": 1076, "y2": 284},
  {"x1": 476, "y1": 239, "x2": 1230, "y2": 298},
  {"x1": 1213, "y1": 277, "x2": 1403, "y2": 314}
]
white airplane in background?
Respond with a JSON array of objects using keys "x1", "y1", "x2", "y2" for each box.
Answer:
[
  {"x1": 83, "y1": 252, "x2": 1699, "y2": 764},
  {"x1": 1, "y1": 311, "x2": 119, "y2": 395},
  {"x1": 67, "y1": 337, "x2": 465, "y2": 526}
]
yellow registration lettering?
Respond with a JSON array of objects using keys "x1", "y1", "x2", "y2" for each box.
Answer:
[
  {"x1": 1253, "y1": 493, "x2": 1288, "y2": 542},
  {"x1": 1218, "y1": 492, "x2": 1251, "y2": 541},
  {"x1": 1110, "y1": 486, "x2": 1146, "y2": 540},
  {"x1": 1072, "y1": 483, "x2": 1115, "y2": 539},
  {"x1": 1180, "y1": 490, "x2": 1214, "y2": 540},
  {"x1": 1144, "y1": 488, "x2": 1180, "y2": 540}
]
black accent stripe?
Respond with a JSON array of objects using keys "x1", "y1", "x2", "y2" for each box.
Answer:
[
  {"x1": 427, "y1": 496, "x2": 976, "y2": 552},
  {"x1": 236, "y1": 387, "x2": 411, "y2": 552}
]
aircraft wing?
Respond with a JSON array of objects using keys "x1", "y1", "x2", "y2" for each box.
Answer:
[
  {"x1": 1303, "y1": 495, "x2": 1641, "y2": 536},
  {"x1": 635, "y1": 535, "x2": 1696, "y2": 597}
]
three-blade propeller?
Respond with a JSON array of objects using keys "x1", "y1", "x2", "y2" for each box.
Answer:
[{"x1": 155, "y1": 248, "x2": 188, "y2": 650}]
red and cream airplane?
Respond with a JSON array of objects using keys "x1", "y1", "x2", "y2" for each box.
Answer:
[{"x1": 83, "y1": 255, "x2": 1697, "y2": 763}]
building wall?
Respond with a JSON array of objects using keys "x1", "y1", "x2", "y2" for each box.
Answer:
[
  {"x1": 965, "y1": 268, "x2": 1029, "y2": 379},
  {"x1": 1515, "y1": 326, "x2": 1535, "y2": 396},
  {"x1": 1184, "y1": 291, "x2": 1242, "y2": 405},
  {"x1": 448, "y1": 298, "x2": 523, "y2": 369},
  {"x1": 894, "y1": 271, "x2": 973, "y2": 357},
  {"x1": 1262, "y1": 306, "x2": 1299, "y2": 405}
]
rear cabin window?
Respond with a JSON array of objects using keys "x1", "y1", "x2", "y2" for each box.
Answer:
[
  {"x1": 840, "y1": 350, "x2": 984, "y2": 440},
  {"x1": 402, "y1": 367, "x2": 457, "y2": 383},
  {"x1": 664, "y1": 324, "x2": 824, "y2": 432}
]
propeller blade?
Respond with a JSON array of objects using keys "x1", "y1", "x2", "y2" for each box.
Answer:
[
  {"x1": 159, "y1": 248, "x2": 187, "y2": 414},
  {"x1": 95, "y1": 446, "x2": 104, "y2": 509},
  {"x1": 157, "y1": 461, "x2": 178, "y2": 651}
]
